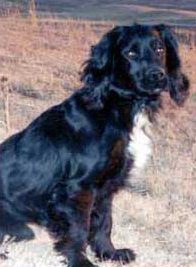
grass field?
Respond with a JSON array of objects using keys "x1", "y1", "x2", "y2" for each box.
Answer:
[{"x1": 0, "y1": 10, "x2": 196, "y2": 267}]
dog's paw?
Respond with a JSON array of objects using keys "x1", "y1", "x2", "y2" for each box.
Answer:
[
  {"x1": 0, "y1": 253, "x2": 8, "y2": 260},
  {"x1": 98, "y1": 248, "x2": 136, "y2": 264},
  {"x1": 111, "y1": 248, "x2": 136, "y2": 264}
]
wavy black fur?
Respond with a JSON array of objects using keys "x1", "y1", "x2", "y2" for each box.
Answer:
[{"x1": 0, "y1": 24, "x2": 189, "y2": 266}]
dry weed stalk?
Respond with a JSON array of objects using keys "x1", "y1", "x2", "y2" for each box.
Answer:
[
  {"x1": 29, "y1": 0, "x2": 38, "y2": 30},
  {"x1": 1, "y1": 77, "x2": 10, "y2": 134}
]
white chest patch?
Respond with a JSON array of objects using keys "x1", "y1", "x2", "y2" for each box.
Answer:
[{"x1": 128, "y1": 111, "x2": 153, "y2": 176}]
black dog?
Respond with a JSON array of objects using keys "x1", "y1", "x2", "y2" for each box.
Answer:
[{"x1": 0, "y1": 24, "x2": 189, "y2": 266}]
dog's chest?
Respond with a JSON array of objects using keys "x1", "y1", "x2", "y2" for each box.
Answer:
[{"x1": 127, "y1": 111, "x2": 153, "y2": 176}]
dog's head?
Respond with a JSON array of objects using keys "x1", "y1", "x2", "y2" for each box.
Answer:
[{"x1": 82, "y1": 24, "x2": 189, "y2": 106}]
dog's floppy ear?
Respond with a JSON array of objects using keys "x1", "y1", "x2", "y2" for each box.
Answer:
[
  {"x1": 155, "y1": 24, "x2": 189, "y2": 105},
  {"x1": 81, "y1": 26, "x2": 123, "y2": 85},
  {"x1": 80, "y1": 26, "x2": 124, "y2": 110},
  {"x1": 155, "y1": 24, "x2": 180, "y2": 73}
]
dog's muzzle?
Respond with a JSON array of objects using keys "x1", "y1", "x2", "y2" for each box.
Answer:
[{"x1": 145, "y1": 67, "x2": 168, "y2": 93}]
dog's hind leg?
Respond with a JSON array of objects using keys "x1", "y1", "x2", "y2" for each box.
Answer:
[
  {"x1": 47, "y1": 188, "x2": 98, "y2": 267},
  {"x1": 0, "y1": 200, "x2": 35, "y2": 259}
]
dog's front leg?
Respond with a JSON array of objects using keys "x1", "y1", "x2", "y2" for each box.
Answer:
[
  {"x1": 89, "y1": 192, "x2": 136, "y2": 264},
  {"x1": 47, "y1": 189, "x2": 98, "y2": 267}
]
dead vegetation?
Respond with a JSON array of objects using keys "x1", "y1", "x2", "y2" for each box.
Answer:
[{"x1": 0, "y1": 10, "x2": 196, "y2": 267}]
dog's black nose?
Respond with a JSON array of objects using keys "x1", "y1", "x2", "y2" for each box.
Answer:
[{"x1": 147, "y1": 67, "x2": 165, "y2": 82}]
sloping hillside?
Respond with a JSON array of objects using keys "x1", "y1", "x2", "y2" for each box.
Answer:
[{"x1": 0, "y1": 0, "x2": 195, "y2": 26}]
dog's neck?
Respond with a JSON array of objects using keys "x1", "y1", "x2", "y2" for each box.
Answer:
[
  {"x1": 79, "y1": 81, "x2": 161, "y2": 127},
  {"x1": 108, "y1": 83, "x2": 161, "y2": 116}
]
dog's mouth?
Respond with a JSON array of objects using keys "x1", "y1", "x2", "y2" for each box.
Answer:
[
  {"x1": 151, "y1": 76, "x2": 169, "y2": 93},
  {"x1": 138, "y1": 76, "x2": 168, "y2": 96}
]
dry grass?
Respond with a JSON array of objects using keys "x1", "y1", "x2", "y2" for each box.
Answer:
[{"x1": 0, "y1": 12, "x2": 196, "y2": 267}]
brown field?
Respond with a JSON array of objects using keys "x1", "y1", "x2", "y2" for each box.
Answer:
[{"x1": 0, "y1": 12, "x2": 196, "y2": 267}]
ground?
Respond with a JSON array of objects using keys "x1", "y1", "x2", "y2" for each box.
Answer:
[{"x1": 0, "y1": 9, "x2": 196, "y2": 267}]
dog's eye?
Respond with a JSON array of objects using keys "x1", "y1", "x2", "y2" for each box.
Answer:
[
  {"x1": 151, "y1": 39, "x2": 165, "y2": 57},
  {"x1": 155, "y1": 47, "x2": 164, "y2": 57},
  {"x1": 126, "y1": 51, "x2": 137, "y2": 59}
]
